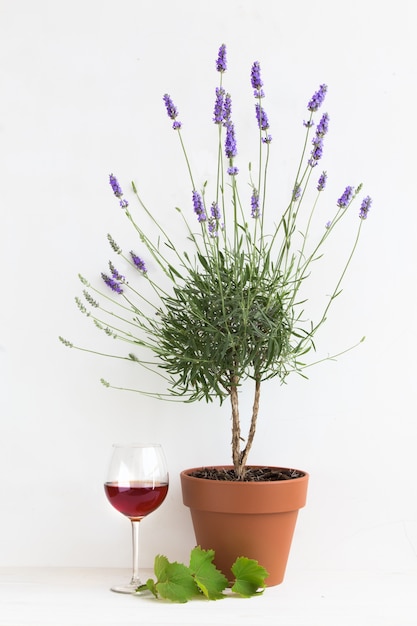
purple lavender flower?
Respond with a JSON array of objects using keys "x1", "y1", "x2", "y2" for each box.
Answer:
[
  {"x1": 210, "y1": 201, "x2": 221, "y2": 220},
  {"x1": 223, "y1": 93, "x2": 232, "y2": 124},
  {"x1": 337, "y1": 186, "x2": 354, "y2": 208},
  {"x1": 251, "y1": 61, "x2": 263, "y2": 93},
  {"x1": 262, "y1": 134, "x2": 273, "y2": 144},
  {"x1": 307, "y1": 84, "x2": 328, "y2": 112},
  {"x1": 309, "y1": 136, "x2": 324, "y2": 166},
  {"x1": 225, "y1": 121, "x2": 237, "y2": 158},
  {"x1": 308, "y1": 114, "x2": 329, "y2": 167},
  {"x1": 213, "y1": 87, "x2": 225, "y2": 124},
  {"x1": 130, "y1": 251, "x2": 147, "y2": 272},
  {"x1": 208, "y1": 220, "x2": 218, "y2": 237},
  {"x1": 109, "y1": 173, "x2": 123, "y2": 198},
  {"x1": 163, "y1": 94, "x2": 182, "y2": 129},
  {"x1": 316, "y1": 112, "x2": 329, "y2": 137},
  {"x1": 109, "y1": 174, "x2": 129, "y2": 208},
  {"x1": 359, "y1": 195, "x2": 372, "y2": 220},
  {"x1": 251, "y1": 189, "x2": 260, "y2": 218},
  {"x1": 216, "y1": 44, "x2": 227, "y2": 72},
  {"x1": 255, "y1": 103, "x2": 270, "y2": 131},
  {"x1": 109, "y1": 262, "x2": 125, "y2": 281},
  {"x1": 208, "y1": 202, "x2": 222, "y2": 237},
  {"x1": 101, "y1": 272, "x2": 123, "y2": 294},
  {"x1": 192, "y1": 190, "x2": 207, "y2": 222},
  {"x1": 317, "y1": 171, "x2": 327, "y2": 191},
  {"x1": 163, "y1": 93, "x2": 178, "y2": 119},
  {"x1": 227, "y1": 166, "x2": 239, "y2": 176}
]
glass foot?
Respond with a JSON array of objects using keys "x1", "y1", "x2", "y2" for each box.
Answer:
[{"x1": 110, "y1": 579, "x2": 142, "y2": 594}]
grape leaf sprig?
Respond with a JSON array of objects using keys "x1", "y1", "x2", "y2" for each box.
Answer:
[{"x1": 137, "y1": 546, "x2": 268, "y2": 602}]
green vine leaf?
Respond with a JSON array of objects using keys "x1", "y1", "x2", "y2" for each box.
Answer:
[
  {"x1": 137, "y1": 549, "x2": 269, "y2": 602},
  {"x1": 154, "y1": 555, "x2": 199, "y2": 603},
  {"x1": 189, "y1": 546, "x2": 228, "y2": 600},
  {"x1": 231, "y1": 557, "x2": 269, "y2": 597},
  {"x1": 154, "y1": 553, "x2": 169, "y2": 580}
]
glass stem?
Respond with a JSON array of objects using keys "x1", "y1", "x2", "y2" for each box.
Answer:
[{"x1": 130, "y1": 519, "x2": 142, "y2": 587}]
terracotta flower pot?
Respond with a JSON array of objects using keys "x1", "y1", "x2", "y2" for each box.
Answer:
[{"x1": 180, "y1": 466, "x2": 309, "y2": 586}]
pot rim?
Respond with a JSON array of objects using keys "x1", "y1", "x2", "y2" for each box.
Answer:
[
  {"x1": 180, "y1": 465, "x2": 309, "y2": 513},
  {"x1": 180, "y1": 465, "x2": 309, "y2": 482}
]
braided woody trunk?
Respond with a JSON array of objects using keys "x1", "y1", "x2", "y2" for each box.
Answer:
[{"x1": 231, "y1": 376, "x2": 261, "y2": 480}]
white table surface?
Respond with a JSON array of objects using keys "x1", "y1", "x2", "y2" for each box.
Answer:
[{"x1": 1, "y1": 567, "x2": 416, "y2": 626}]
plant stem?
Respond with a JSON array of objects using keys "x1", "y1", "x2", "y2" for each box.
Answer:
[
  {"x1": 230, "y1": 378, "x2": 261, "y2": 480},
  {"x1": 240, "y1": 379, "x2": 261, "y2": 471},
  {"x1": 230, "y1": 377, "x2": 241, "y2": 477}
]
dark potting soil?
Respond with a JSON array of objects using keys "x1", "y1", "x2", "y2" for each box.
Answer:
[{"x1": 188, "y1": 467, "x2": 305, "y2": 482}]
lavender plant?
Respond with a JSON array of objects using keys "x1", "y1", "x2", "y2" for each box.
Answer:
[{"x1": 61, "y1": 44, "x2": 372, "y2": 480}]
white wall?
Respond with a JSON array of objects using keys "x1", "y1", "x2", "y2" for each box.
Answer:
[{"x1": 1, "y1": 0, "x2": 417, "y2": 575}]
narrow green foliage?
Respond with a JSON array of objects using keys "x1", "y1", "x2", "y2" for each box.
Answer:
[
  {"x1": 156, "y1": 251, "x2": 296, "y2": 403},
  {"x1": 137, "y1": 547, "x2": 267, "y2": 602}
]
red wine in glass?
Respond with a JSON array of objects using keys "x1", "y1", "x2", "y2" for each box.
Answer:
[
  {"x1": 104, "y1": 443, "x2": 169, "y2": 593},
  {"x1": 104, "y1": 481, "x2": 168, "y2": 519}
]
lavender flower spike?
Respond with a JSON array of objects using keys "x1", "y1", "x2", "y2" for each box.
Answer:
[
  {"x1": 210, "y1": 201, "x2": 221, "y2": 220},
  {"x1": 223, "y1": 93, "x2": 232, "y2": 124},
  {"x1": 337, "y1": 186, "x2": 354, "y2": 208},
  {"x1": 130, "y1": 251, "x2": 147, "y2": 272},
  {"x1": 251, "y1": 61, "x2": 263, "y2": 93},
  {"x1": 216, "y1": 44, "x2": 227, "y2": 72},
  {"x1": 163, "y1": 94, "x2": 182, "y2": 129},
  {"x1": 309, "y1": 136, "x2": 323, "y2": 166},
  {"x1": 316, "y1": 112, "x2": 329, "y2": 137},
  {"x1": 109, "y1": 261, "x2": 125, "y2": 281},
  {"x1": 192, "y1": 190, "x2": 207, "y2": 222},
  {"x1": 208, "y1": 220, "x2": 218, "y2": 237},
  {"x1": 101, "y1": 272, "x2": 123, "y2": 294},
  {"x1": 255, "y1": 103, "x2": 269, "y2": 131},
  {"x1": 359, "y1": 196, "x2": 372, "y2": 220},
  {"x1": 213, "y1": 87, "x2": 225, "y2": 124},
  {"x1": 307, "y1": 84, "x2": 328, "y2": 112},
  {"x1": 317, "y1": 171, "x2": 327, "y2": 191},
  {"x1": 109, "y1": 173, "x2": 123, "y2": 198},
  {"x1": 109, "y1": 173, "x2": 129, "y2": 208},
  {"x1": 225, "y1": 121, "x2": 237, "y2": 158},
  {"x1": 251, "y1": 189, "x2": 260, "y2": 218}
]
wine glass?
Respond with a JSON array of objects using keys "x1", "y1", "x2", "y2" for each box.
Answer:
[{"x1": 104, "y1": 443, "x2": 169, "y2": 593}]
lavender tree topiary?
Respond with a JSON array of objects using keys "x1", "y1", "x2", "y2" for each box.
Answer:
[{"x1": 61, "y1": 44, "x2": 372, "y2": 480}]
